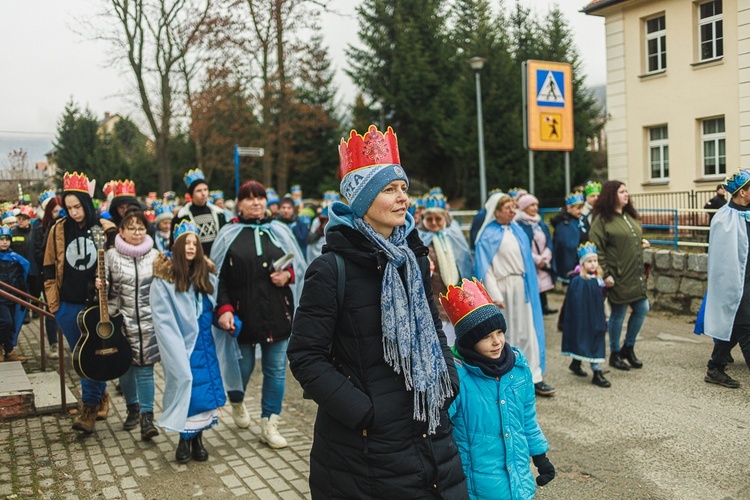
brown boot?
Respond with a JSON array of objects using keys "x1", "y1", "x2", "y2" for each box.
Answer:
[
  {"x1": 72, "y1": 403, "x2": 98, "y2": 434},
  {"x1": 4, "y1": 350, "x2": 28, "y2": 363},
  {"x1": 96, "y1": 393, "x2": 110, "y2": 421}
]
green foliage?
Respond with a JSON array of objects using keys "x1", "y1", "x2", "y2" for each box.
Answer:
[
  {"x1": 347, "y1": 0, "x2": 605, "y2": 208},
  {"x1": 53, "y1": 99, "x2": 157, "y2": 197}
]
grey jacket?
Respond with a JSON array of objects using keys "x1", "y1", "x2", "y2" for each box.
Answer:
[{"x1": 105, "y1": 247, "x2": 160, "y2": 366}]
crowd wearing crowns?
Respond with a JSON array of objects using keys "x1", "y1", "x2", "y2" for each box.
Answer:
[{"x1": 7, "y1": 120, "x2": 748, "y2": 496}]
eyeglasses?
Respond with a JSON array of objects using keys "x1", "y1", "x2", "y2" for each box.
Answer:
[{"x1": 125, "y1": 226, "x2": 146, "y2": 234}]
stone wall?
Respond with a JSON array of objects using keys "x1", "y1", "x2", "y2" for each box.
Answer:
[{"x1": 643, "y1": 249, "x2": 707, "y2": 315}]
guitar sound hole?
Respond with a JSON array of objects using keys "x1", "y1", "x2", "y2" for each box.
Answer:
[{"x1": 97, "y1": 322, "x2": 114, "y2": 339}]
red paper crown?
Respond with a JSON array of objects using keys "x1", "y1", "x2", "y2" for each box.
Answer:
[
  {"x1": 338, "y1": 125, "x2": 401, "y2": 179},
  {"x1": 144, "y1": 210, "x2": 156, "y2": 223},
  {"x1": 113, "y1": 179, "x2": 136, "y2": 198},
  {"x1": 102, "y1": 181, "x2": 115, "y2": 198},
  {"x1": 63, "y1": 172, "x2": 93, "y2": 195},
  {"x1": 439, "y1": 278, "x2": 495, "y2": 327}
]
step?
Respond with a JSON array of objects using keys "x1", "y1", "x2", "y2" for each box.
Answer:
[
  {"x1": 0, "y1": 361, "x2": 34, "y2": 419},
  {"x1": 27, "y1": 371, "x2": 78, "y2": 414}
]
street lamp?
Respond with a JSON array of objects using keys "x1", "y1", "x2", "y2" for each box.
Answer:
[{"x1": 469, "y1": 56, "x2": 488, "y2": 206}]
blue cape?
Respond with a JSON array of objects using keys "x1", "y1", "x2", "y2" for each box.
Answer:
[
  {"x1": 0, "y1": 250, "x2": 30, "y2": 344},
  {"x1": 703, "y1": 204, "x2": 747, "y2": 341},
  {"x1": 209, "y1": 220, "x2": 307, "y2": 390},
  {"x1": 474, "y1": 221, "x2": 546, "y2": 372}
]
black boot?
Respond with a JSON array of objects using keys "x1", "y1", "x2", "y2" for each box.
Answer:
[
  {"x1": 609, "y1": 351, "x2": 630, "y2": 371},
  {"x1": 540, "y1": 292, "x2": 558, "y2": 315},
  {"x1": 620, "y1": 345, "x2": 643, "y2": 369},
  {"x1": 123, "y1": 403, "x2": 140, "y2": 431},
  {"x1": 175, "y1": 437, "x2": 192, "y2": 464},
  {"x1": 591, "y1": 370, "x2": 611, "y2": 388},
  {"x1": 568, "y1": 359, "x2": 587, "y2": 377},
  {"x1": 140, "y1": 412, "x2": 159, "y2": 441},
  {"x1": 192, "y1": 431, "x2": 209, "y2": 462}
]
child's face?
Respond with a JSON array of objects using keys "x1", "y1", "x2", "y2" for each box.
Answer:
[
  {"x1": 0, "y1": 238, "x2": 10, "y2": 250},
  {"x1": 474, "y1": 329, "x2": 506, "y2": 359},
  {"x1": 583, "y1": 256, "x2": 599, "y2": 274},
  {"x1": 158, "y1": 219, "x2": 171, "y2": 233}
]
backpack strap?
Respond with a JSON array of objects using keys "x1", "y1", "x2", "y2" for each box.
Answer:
[{"x1": 333, "y1": 252, "x2": 345, "y2": 311}]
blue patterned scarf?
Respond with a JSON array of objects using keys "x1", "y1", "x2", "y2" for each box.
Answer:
[{"x1": 353, "y1": 218, "x2": 453, "y2": 434}]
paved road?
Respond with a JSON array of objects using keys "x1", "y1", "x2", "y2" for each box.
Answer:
[{"x1": 2, "y1": 293, "x2": 750, "y2": 499}]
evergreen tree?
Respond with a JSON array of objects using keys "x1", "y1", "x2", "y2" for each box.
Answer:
[{"x1": 347, "y1": 0, "x2": 458, "y2": 191}]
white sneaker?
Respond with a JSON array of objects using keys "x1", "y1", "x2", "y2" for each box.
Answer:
[
  {"x1": 231, "y1": 402, "x2": 250, "y2": 428},
  {"x1": 260, "y1": 414, "x2": 288, "y2": 449},
  {"x1": 48, "y1": 345, "x2": 59, "y2": 359}
]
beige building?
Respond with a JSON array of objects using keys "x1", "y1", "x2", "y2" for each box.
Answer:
[{"x1": 583, "y1": 0, "x2": 749, "y2": 194}]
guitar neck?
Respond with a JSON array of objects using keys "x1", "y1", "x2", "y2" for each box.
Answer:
[{"x1": 98, "y1": 249, "x2": 109, "y2": 322}]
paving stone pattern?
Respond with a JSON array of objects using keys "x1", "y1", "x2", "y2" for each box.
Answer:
[{"x1": 0, "y1": 323, "x2": 313, "y2": 499}]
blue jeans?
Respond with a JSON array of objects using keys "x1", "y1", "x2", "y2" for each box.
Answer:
[
  {"x1": 56, "y1": 302, "x2": 107, "y2": 406},
  {"x1": 608, "y1": 298, "x2": 650, "y2": 352},
  {"x1": 119, "y1": 364, "x2": 155, "y2": 413},
  {"x1": 227, "y1": 339, "x2": 288, "y2": 418}
]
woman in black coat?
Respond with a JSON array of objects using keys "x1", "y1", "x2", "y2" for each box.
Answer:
[{"x1": 288, "y1": 126, "x2": 467, "y2": 499}]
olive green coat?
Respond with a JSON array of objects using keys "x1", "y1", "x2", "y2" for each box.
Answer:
[{"x1": 588, "y1": 213, "x2": 647, "y2": 304}]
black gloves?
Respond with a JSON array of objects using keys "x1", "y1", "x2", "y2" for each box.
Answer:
[{"x1": 532, "y1": 453, "x2": 555, "y2": 486}]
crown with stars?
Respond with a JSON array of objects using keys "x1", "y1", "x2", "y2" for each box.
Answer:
[
  {"x1": 63, "y1": 172, "x2": 96, "y2": 197},
  {"x1": 0, "y1": 225, "x2": 12, "y2": 238},
  {"x1": 210, "y1": 190, "x2": 225, "y2": 202},
  {"x1": 507, "y1": 187, "x2": 527, "y2": 199},
  {"x1": 577, "y1": 242, "x2": 598, "y2": 263},
  {"x1": 584, "y1": 181, "x2": 602, "y2": 197},
  {"x1": 439, "y1": 278, "x2": 495, "y2": 329},
  {"x1": 338, "y1": 125, "x2": 401, "y2": 180},
  {"x1": 173, "y1": 220, "x2": 198, "y2": 241},
  {"x1": 565, "y1": 191, "x2": 585, "y2": 206},
  {"x1": 183, "y1": 169, "x2": 205, "y2": 189},
  {"x1": 725, "y1": 169, "x2": 750, "y2": 195}
]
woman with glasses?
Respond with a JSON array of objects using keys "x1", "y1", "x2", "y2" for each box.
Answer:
[{"x1": 97, "y1": 209, "x2": 160, "y2": 440}]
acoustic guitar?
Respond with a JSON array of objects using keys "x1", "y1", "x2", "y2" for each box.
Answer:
[{"x1": 72, "y1": 226, "x2": 131, "y2": 382}]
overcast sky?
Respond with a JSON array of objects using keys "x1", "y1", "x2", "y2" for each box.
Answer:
[{"x1": 0, "y1": 0, "x2": 604, "y2": 159}]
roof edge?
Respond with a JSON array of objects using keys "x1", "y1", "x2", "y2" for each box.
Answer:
[{"x1": 582, "y1": 0, "x2": 630, "y2": 15}]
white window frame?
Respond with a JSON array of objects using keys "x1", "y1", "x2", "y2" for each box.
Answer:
[
  {"x1": 648, "y1": 125, "x2": 669, "y2": 180},
  {"x1": 645, "y1": 15, "x2": 667, "y2": 73},
  {"x1": 702, "y1": 117, "x2": 726, "y2": 177},
  {"x1": 698, "y1": 0, "x2": 723, "y2": 61}
]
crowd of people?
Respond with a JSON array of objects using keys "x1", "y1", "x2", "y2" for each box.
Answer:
[{"x1": 6, "y1": 122, "x2": 743, "y2": 498}]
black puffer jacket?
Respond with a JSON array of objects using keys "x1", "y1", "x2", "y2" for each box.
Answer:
[{"x1": 288, "y1": 225, "x2": 467, "y2": 499}]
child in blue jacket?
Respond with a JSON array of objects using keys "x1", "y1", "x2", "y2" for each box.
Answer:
[
  {"x1": 0, "y1": 225, "x2": 30, "y2": 362},
  {"x1": 441, "y1": 278, "x2": 554, "y2": 499}
]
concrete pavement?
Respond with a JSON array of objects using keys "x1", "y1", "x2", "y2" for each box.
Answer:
[{"x1": 3, "y1": 293, "x2": 750, "y2": 499}]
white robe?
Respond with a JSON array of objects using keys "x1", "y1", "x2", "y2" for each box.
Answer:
[{"x1": 483, "y1": 228, "x2": 544, "y2": 383}]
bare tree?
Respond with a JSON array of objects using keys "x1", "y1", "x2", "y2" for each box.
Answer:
[{"x1": 101, "y1": 0, "x2": 214, "y2": 192}]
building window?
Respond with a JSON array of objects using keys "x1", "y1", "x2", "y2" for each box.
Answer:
[
  {"x1": 646, "y1": 15, "x2": 666, "y2": 73},
  {"x1": 702, "y1": 117, "x2": 726, "y2": 176},
  {"x1": 699, "y1": 1, "x2": 723, "y2": 61},
  {"x1": 648, "y1": 126, "x2": 669, "y2": 179}
]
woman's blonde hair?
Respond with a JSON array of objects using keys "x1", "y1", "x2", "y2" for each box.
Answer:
[{"x1": 494, "y1": 195, "x2": 513, "y2": 212}]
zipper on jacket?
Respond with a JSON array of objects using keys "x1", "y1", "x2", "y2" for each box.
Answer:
[
  {"x1": 134, "y1": 257, "x2": 144, "y2": 366},
  {"x1": 362, "y1": 429, "x2": 369, "y2": 454}
]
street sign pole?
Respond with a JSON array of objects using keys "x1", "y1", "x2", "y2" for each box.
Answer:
[{"x1": 233, "y1": 145, "x2": 265, "y2": 197}]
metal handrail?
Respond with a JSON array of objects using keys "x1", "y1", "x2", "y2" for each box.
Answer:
[{"x1": 0, "y1": 280, "x2": 66, "y2": 412}]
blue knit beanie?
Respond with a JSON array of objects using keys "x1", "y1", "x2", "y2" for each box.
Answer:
[
  {"x1": 340, "y1": 164, "x2": 409, "y2": 218},
  {"x1": 455, "y1": 304, "x2": 507, "y2": 349}
]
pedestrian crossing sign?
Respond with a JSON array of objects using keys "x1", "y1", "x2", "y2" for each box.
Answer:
[
  {"x1": 536, "y1": 70, "x2": 565, "y2": 108},
  {"x1": 523, "y1": 60, "x2": 574, "y2": 151}
]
